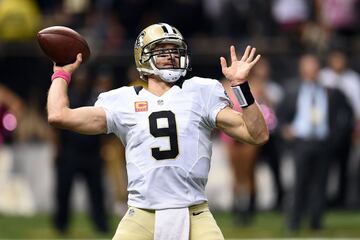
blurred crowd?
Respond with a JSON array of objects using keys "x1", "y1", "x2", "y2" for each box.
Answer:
[{"x1": 0, "y1": 0, "x2": 360, "y2": 235}]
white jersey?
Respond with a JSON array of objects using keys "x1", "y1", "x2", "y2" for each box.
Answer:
[{"x1": 95, "y1": 77, "x2": 230, "y2": 209}]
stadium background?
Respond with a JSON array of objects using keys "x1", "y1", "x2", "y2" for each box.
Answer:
[{"x1": 0, "y1": 0, "x2": 360, "y2": 238}]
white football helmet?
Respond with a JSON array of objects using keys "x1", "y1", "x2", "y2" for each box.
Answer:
[{"x1": 134, "y1": 23, "x2": 190, "y2": 82}]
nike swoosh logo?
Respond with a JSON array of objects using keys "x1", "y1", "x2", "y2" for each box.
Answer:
[{"x1": 192, "y1": 211, "x2": 204, "y2": 216}]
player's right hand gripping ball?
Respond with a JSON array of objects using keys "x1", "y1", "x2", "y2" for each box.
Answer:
[{"x1": 37, "y1": 26, "x2": 90, "y2": 66}]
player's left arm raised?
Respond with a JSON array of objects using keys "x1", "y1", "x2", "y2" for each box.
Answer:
[{"x1": 217, "y1": 45, "x2": 269, "y2": 145}]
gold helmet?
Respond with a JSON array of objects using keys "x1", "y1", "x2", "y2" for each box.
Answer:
[{"x1": 134, "y1": 23, "x2": 190, "y2": 82}]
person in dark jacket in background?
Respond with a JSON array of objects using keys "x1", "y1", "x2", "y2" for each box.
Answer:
[
  {"x1": 53, "y1": 69, "x2": 108, "y2": 234},
  {"x1": 278, "y1": 53, "x2": 353, "y2": 232}
]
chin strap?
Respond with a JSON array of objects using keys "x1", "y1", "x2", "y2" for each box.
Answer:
[
  {"x1": 150, "y1": 60, "x2": 186, "y2": 82},
  {"x1": 155, "y1": 69, "x2": 186, "y2": 82}
]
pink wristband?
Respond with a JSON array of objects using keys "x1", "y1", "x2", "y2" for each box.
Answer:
[{"x1": 51, "y1": 70, "x2": 71, "y2": 84}]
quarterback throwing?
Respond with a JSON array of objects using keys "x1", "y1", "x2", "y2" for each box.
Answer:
[{"x1": 47, "y1": 23, "x2": 269, "y2": 240}]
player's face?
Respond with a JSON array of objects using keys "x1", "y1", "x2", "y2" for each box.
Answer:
[{"x1": 153, "y1": 43, "x2": 180, "y2": 69}]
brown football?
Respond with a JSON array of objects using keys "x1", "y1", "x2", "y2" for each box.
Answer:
[{"x1": 37, "y1": 26, "x2": 90, "y2": 66}]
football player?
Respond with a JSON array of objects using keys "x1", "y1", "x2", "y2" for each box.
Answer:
[{"x1": 47, "y1": 23, "x2": 269, "y2": 240}]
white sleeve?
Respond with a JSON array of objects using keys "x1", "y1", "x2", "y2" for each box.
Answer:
[
  {"x1": 204, "y1": 80, "x2": 231, "y2": 129},
  {"x1": 94, "y1": 92, "x2": 116, "y2": 134}
]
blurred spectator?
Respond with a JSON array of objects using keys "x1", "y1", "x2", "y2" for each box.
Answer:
[
  {"x1": 13, "y1": 93, "x2": 57, "y2": 213},
  {"x1": 91, "y1": 66, "x2": 128, "y2": 216},
  {"x1": 0, "y1": 146, "x2": 36, "y2": 216},
  {"x1": 53, "y1": 68, "x2": 108, "y2": 234},
  {"x1": 220, "y1": 79, "x2": 259, "y2": 225},
  {"x1": 15, "y1": 108, "x2": 54, "y2": 143},
  {"x1": 219, "y1": 57, "x2": 285, "y2": 223},
  {"x1": 315, "y1": 0, "x2": 359, "y2": 38},
  {"x1": 271, "y1": 0, "x2": 311, "y2": 46},
  {"x1": 201, "y1": 0, "x2": 226, "y2": 35},
  {"x1": 15, "y1": 88, "x2": 55, "y2": 144},
  {"x1": 0, "y1": 0, "x2": 41, "y2": 42},
  {"x1": 300, "y1": 21, "x2": 329, "y2": 54},
  {"x1": 0, "y1": 84, "x2": 25, "y2": 144},
  {"x1": 0, "y1": 84, "x2": 24, "y2": 118},
  {"x1": 272, "y1": 0, "x2": 309, "y2": 30},
  {"x1": 250, "y1": 58, "x2": 284, "y2": 209},
  {"x1": 278, "y1": 53, "x2": 353, "y2": 231},
  {"x1": 319, "y1": 48, "x2": 359, "y2": 207},
  {"x1": 319, "y1": 48, "x2": 360, "y2": 137},
  {"x1": 202, "y1": 0, "x2": 278, "y2": 37},
  {"x1": 0, "y1": 84, "x2": 35, "y2": 216}
]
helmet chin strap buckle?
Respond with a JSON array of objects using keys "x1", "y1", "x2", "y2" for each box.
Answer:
[
  {"x1": 156, "y1": 69, "x2": 184, "y2": 83},
  {"x1": 149, "y1": 60, "x2": 186, "y2": 83}
]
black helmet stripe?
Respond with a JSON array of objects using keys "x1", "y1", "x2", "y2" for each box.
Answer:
[
  {"x1": 161, "y1": 25, "x2": 168, "y2": 33},
  {"x1": 161, "y1": 23, "x2": 174, "y2": 34}
]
